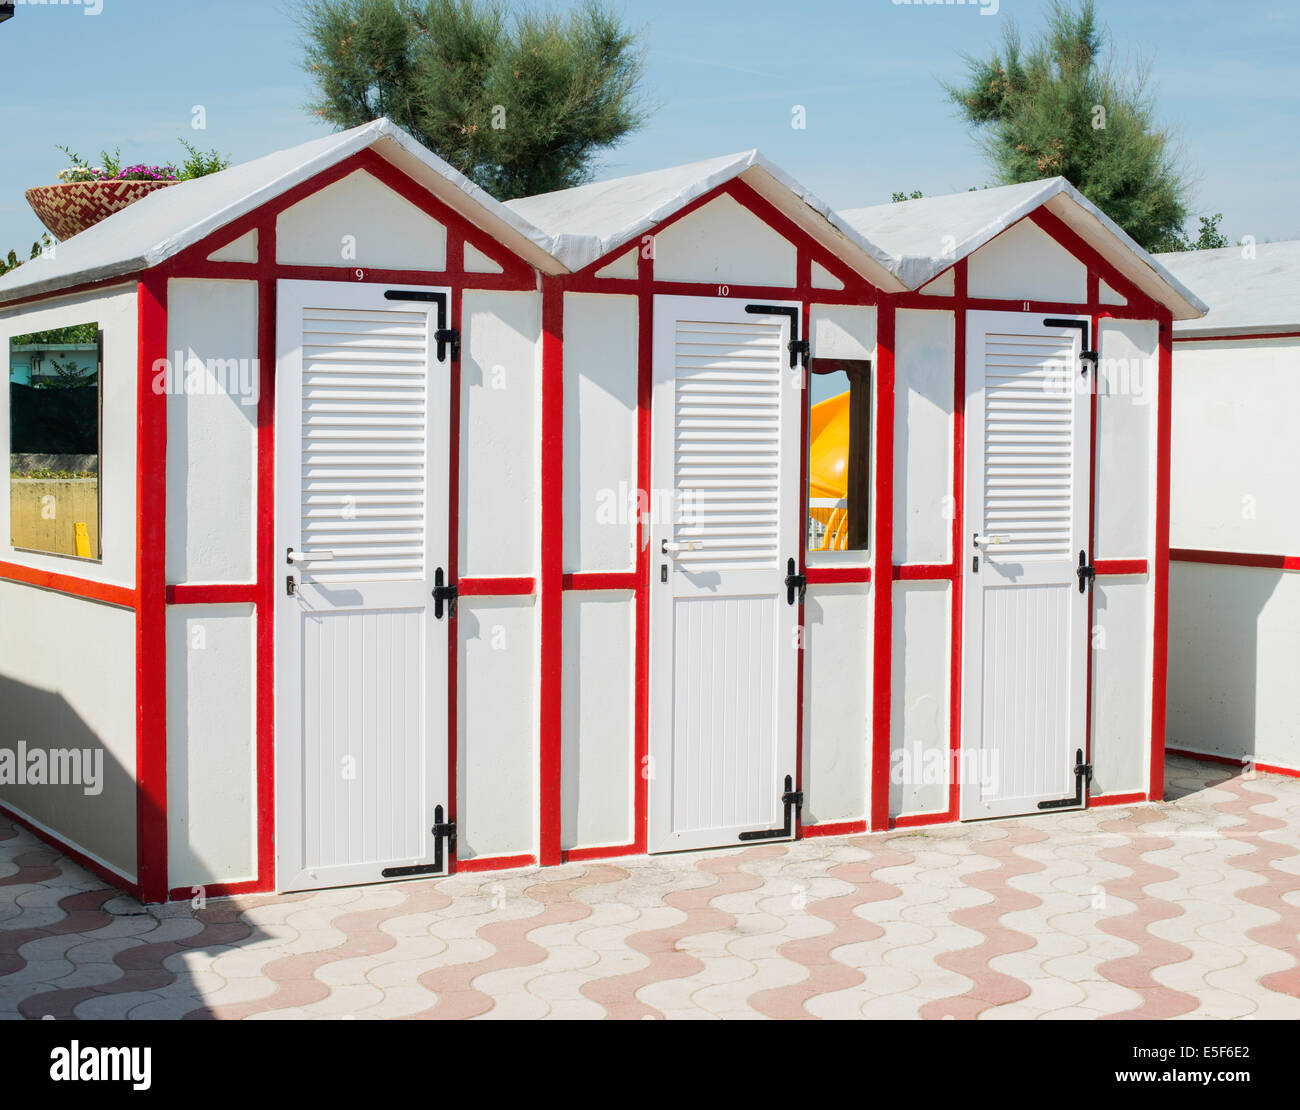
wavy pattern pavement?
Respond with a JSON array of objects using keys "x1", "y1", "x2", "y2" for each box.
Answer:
[{"x1": 2, "y1": 756, "x2": 1298, "y2": 1020}]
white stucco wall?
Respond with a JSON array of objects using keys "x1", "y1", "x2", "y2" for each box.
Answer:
[
  {"x1": 563, "y1": 293, "x2": 638, "y2": 575},
  {"x1": 0, "y1": 580, "x2": 137, "y2": 879},
  {"x1": 166, "y1": 279, "x2": 259, "y2": 585},
  {"x1": 890, "y1": 580, "x2": 951, "y2": 817},
  {"x1": 968, "y1": 218, "x2": 1088, "y2": 304},
  {"x1": 652, "y1": 193, "x2": 797, "y2": 287},
  {"x1": 166, "y1": 603, "x2": 258, "y2": 889},
  {"x1": 802, "y1": 583, "x2": 872, "y2": 826},
  {"x1": 561, "y1": 590, "x2": 636, "y2": 850}
]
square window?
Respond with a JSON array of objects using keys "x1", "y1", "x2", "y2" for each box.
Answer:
[{"x1": 807, "y1": 357, "x2": 870, "y2": 554}]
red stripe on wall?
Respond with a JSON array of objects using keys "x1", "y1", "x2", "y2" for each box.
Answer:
[
  {"x1": 458, "y1": 576, "x2": 537, "y2": 597},
  {"x1": 136, "y1": 275, "x2": 169, "y2": 904},
  {"x1": 1094, "y1": 558, "x2": 1149, "y2": 576},
  {"x1": 165, "y1": 584, "x2": 260, "y2": 605},
  {"x1": 804, "y1": 565, "x2": 871, "y2": 586},
  {"x1": 0, "y1": 562, "x2": 136, "y2": 609},
  {"x1": 254, "y1": 257, "x2": 277, "y2": 894},
  {"x1": 455, "y1": 853, "x2": 538, "y2": 874},
  {"x1": 1171, "y1": 548, "x2": 1300, "y2": 572},
  {"x1": 562, "y1": 572, "x2": 638, "y2": 592},
  {"x1": 801, "y1": 819, "x2": 869, "y2": 839},
  {"x1": 1166, "y1": 746, "x2": 1300, "y2": 780},
  {"x1": 1174, "y1": 331, "x2": 1300, "y2": 344},
  {"x1": 869, "y1": 300, "x2": 896, "y2": 831},
  {"x1": 946, "y1": 260, "x2": 968, "y2": 822},
  {"x1": 538, "y1": 278, "x2": 564, "y2": 868},
  {"x1": 632, "y1": 251, "x2": 653, "y2": 853}
]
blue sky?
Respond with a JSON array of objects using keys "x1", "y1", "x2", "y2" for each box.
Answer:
[{"x1": 1, "y1": 0, "x2": 1296, "y2": 253}]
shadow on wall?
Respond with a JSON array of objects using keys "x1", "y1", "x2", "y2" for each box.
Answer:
[
  {"x1": 0, "y1": 672, "x2": 136, "y2": 880},
  {"x1": 1166, "y1": 564, "x2": 1285, "y2": 766}
]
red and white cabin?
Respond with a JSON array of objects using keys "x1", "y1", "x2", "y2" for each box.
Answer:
[
  {"x1": 1157, "y1": 241, "x2": 1300, "y2": 779},
  {"x1": 0, "y1": 120, "x2": 1207, "y2": 902}
]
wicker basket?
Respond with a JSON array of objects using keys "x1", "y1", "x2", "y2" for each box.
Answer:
[{"x1": 25, "y1": 179, "x2": 177, "y2": 241}]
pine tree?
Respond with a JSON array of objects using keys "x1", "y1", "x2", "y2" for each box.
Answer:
[
  {"x1": 944, "y1": 0, "x2": 1189, "y2": 252},
  {"x1": 300, "y1": 0, "x2": 648, "y2": 201}
]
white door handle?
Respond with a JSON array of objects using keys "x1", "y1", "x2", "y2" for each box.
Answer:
[
  {"x1": 287, "y1": 548, "x2": 336, "y2": 564},
  {"x1": 973, "y1": 534, "x2": 1009, "y2": 549},
  {"x1": 661, "y1": 540, "x2": 701, "y2": 556}
]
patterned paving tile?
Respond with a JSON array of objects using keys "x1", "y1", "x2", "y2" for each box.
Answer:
[{"x1": 1, "y1": 756, "x2": 1297, "y2": 1019}]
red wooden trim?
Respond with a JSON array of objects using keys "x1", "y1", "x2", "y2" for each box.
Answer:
[
  {"x1": 457, "y1": 576, "x2": 537, "y2": 597},
  {"x1": 869, "y1": 299, "x2": 896, "y2": 831},
  {"x1": 895, "y1": 292, "x2": 1158, "y2": 319},
  {"x1": 1094, "y1": 558, "x2": 1149, "y2": 576},
  {"x1": 455, "y1": 853, "x2": 537, "y2": 874},
  {"x1": 1149, "y1": 317, "x2": 1173, "y2": 804},
  {"x1": 804, "y1": 565, "x2": 871, "y2": 585},
  {"x1": 0, "y1": 801, "x2": 141, "y2": 899},
  {"x1": 254, "y1": 249, "x2": 277, "y2": 895},
  {"x1": 946, "y1": 261, "x2": 968, "y2": 822},
  {"x1": 1089, "y1": 791, "x2": 1148, "y2": 808},
  {"x1": 1167, "y1": 746, "x2": 1300, "y2": 780},
  {"x1": 561, "y1": 842, "x2": 639, "y2": 862},
  {"x1": 632, "y1": 251, "x2": 653, "y2": 854},
  {"x1": 1174, "y1": 331, "x2": 1300, "y2": 344},
  {"x1": 801, "y1": 819, "x2": 868, "y2": 839},
  {"x1": 165, "y1": 148, "x2": 535, "y2": 285},
  {"x1": 165, "y1": 583, "x2": 259, "y2": 605},
  {"x1": 0, "y1": 561, "x2": 136, "y2": 609},
  {"x1": 538, "y1": 277, "x2": 564, "y2": 868},
  {"x1": 889, "y1": 810, "x2": 950, "y2": 830},
  {"x1": 136, "y1": 275, "x2": 169, "y2": 904},
  {"x1": 562, "y1": 572, "x2": 639, "y2": 592},
  {"x1": 1028, "y1": 208, "x2": 1158, "y2": 316},
  {"x1": 1170, "y1": 548, "x2": 1300, "y2": 572},
  {"x1": 891, "y1": 563, "x2": 956, "y2": 582}
]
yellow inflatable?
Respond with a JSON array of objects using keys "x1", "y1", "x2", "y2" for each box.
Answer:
[{"x1": 808, "y1": 390, "x2": 851, "y2": 551}]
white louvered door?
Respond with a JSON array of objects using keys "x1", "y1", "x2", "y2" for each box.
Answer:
[
  {"x1": 275, "y1": 281, "x2": 451, "y2": 891},
  {"x1": 961, "y1": 312, "x2": 1092, "y2": 820},
  {"x1": 648, "y1": 297, "x2": 802, "y2": 853}
]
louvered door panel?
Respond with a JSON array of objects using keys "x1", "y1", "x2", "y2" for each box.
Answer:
[
  {"x1": 672, "y1": 319, "x2": 785, "y2": 571},
  {"x1": 650, "y1": 298, "x2": 801, "y2": 854},
  {"x1": 982, "y1": 332, "x2": 1078, "y2": 558},
  {"x1": 276, "y1": 281, "x2": 450, "y2": 893},
  {"x1": 962, "y1": 313, "x2": 1090, "y2": 820},
  {"x1": 299, "y1": 306, "x2": 430, "y2": 584}
]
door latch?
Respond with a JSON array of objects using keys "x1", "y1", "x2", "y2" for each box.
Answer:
[
  {"x1": 286, "y1": 575, "x2": 296, "y2": 597},
  {"x1": 784, "y1": 558, "x2": 807, "y2": 606},
  {"x1": 1077, "y1": 551, "x2": 1096, "y2": 593},
  {"x1": 434, "y1": 328, "x2": 461, "y2": 362},
  {"x1": 433, "y1": 567, "x2": 458, "y2": 619}
]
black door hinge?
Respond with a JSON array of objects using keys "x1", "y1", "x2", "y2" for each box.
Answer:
[
  {"x1": 433, "y1": 567, "x2": 458, "y2": 619},
  {"x1": 1077, "y1": 550, "x2": 1096, "y2": 594},
  {"x1": 740, "y1": 776, "x2": 804, "y2": 841},
  {"x1": 435, "y1": 327, "x2": 460, "y2": 363},
  {"x1": 785, "y1": 558, "x2": 807, "y2": 606},
  {"x1": 1038, "y1": 750, "x2": 1093, "y2": 811},
  {"x1": 382, "y1": 805, "x2": 456, "y2": 878},
  {"x1": 788, "y1": 338, "x2": 810, "y2": 370},
  {"x1": 745, "y1": 304, "x2": 806, "y2": 368},
  {"x1": 1044, "y1": 318, "x2": 1096, "y2": 377}
]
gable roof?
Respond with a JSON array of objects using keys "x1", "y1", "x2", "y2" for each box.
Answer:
[
  {"x1": 1154, "y1": 240, "x2": 1300, "y2": 336},
  {"x1": 0, "y1": 119, "x2": 566, "y2": 306},
  {"x1": 840, "y1": 178, "x2": 1209, "y2": 320},
  {"x1": 505, "y1": 150, "x2": 907, "y2": 292}
]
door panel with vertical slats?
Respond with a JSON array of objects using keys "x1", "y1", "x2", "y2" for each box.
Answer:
[
  {"x1": 276, "y1": 281, "x2": 451, "y2": 892},
  {"x1": 650, "y1": 299, "x2": 801, "y2": 853},
  {"x1": 962, "y1": 313, "x2": 1091, "y2": 820}
]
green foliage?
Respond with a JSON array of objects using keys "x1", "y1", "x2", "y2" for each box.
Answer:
[
  {"x1": 176, "y1": 138, "x2": 234, "y2": 180},
  {"x1": 1157, "y1": 212, "x2": 1231, "y2": 253},
  {"x1": 33, "y1": 357, "x2": 97, "y2": 390},
  {"x1": 0, "y1": 236, "x2": 51, "y2": 278},
  {"x1": 299, "y1": 0, "x2": 649, "y2": 200},
  {"x1": 891, "y1": 190, "x2": 924, "y2": 203},
  {"x1": 944, "y1": 0, "x2": 1188, "y2": 252},
  {"x1": 11, "y1": 323, "x2": 98, "y2": 346}
]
